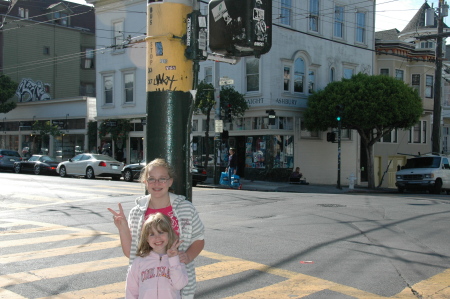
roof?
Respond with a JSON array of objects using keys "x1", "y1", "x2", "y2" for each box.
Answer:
[
  {"x1": 401, "y1": 1, "x2": 448, "y2": 33},
  {"x1": 375, "y1": 29, "x2": 400, "y2": 41}
]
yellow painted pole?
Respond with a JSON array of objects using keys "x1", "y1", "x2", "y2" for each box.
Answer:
[{"x1": 145, "y1": 1, "x2": 194, "y2": 201}]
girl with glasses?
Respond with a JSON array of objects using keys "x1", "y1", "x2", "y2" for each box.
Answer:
[{"x1": 108, "y1": 158, "x2": 205, "y2": 299}]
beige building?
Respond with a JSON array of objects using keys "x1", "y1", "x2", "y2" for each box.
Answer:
[{"x1": 373, "y1": 2, "x2": 446, "y2": 188}]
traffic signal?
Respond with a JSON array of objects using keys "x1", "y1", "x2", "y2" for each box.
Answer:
[
  {"x1": 335, "y1": 104, "x2": 343, "y2": 121},
  {"x1": 208, "y1": 0, "x2": 272, "y2": 57},
  {"x1": 227, "y1": 104, "x2": 232, "y2": 122},
  {"x1": 327, "y1": 132, "x2": 336, "y2": 142}
]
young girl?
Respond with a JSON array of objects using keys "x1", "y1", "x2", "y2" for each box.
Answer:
[{"x1": 125, "y1": 213, "x2": 188, "y2": 299}]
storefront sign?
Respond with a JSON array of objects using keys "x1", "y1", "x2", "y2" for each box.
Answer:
[{"x1": 246, "y1": 98, "x2": 264, "y2": 106}]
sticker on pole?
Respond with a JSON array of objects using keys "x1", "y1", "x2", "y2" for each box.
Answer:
[{"x1": 211, "y1": 1, "x2": 227, "y2": 22}]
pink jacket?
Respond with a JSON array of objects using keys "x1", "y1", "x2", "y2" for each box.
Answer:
[{"x1": 126, "y1": 251, "x2": 188, "y2": 299}]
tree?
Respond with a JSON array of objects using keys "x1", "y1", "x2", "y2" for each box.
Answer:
[
  {"x1": 303, "y1": 73, "x2": 423, "y2": 189},
  {"x1": 0, "y1": 75, "x2": 18, "y2": 113},
  {"x1": 194, "y1": 82, "x2": 249, "y2": 169}
]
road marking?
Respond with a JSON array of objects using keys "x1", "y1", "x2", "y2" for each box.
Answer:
[
  {"x1": 36, "y1": 282, "x2": 125, "y2": 299},
  {"x1": 0, "y1": 257, "x2": 128, "y2": 288},
  {"x1": 1, "y1": 220, "x2": 450, "y2": 299}
]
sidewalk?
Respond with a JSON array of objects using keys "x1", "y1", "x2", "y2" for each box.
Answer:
[{"x1": 196, "y1": 177, "x2": 395, "y2": 194}]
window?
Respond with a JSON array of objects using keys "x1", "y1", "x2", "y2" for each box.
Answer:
[
  {"x1": 309, "y1": 0, "x2": 319, "y2": 32},
  {"x1": 294, "y1": 58, "x2": 305, "y2": 93},
  {"x1": 420, "y1": 41, "x2": 434, "y2": 48},
  {"x1": 329, "y1": 67, "x2": 335, "y2": 82},
  {"x1": 412, "y1": 74, "x2": 420, "y2": 93},
  {"x1": 381, "y1": 129, "x2": 397, "y2": 143},
  {"x1": 356, "y1": 12, "x2": 366, "y2": 43},
  {"x1": 280, "y1": 0, "x2": 292, "y2": 26},
  {"x1": 18, "y1": 7, "x2": 28, "y2": 18},
  {"x1": 204, "y1": 67, "x2": 212, "y2": 84},
  {"x1": 43, "y1": 47, "x2": 50, "y2": 55},
  {"x1": 380, "y1": 68, "x2": 389, "y2": 76},
  {"x1": 103, "y1": 75, "x2": 113, "y2": 104},
  {"x1": 124, "y1": 72, "x2": 134, "y2": 103},
  {"x1": 82, "y1": 48, "x2": 94, "y2": 69},
  {"x1": 426, "y1": 75, "x2": 433, "y2": 98},
  {"x1": 410, "y1": 121, "x2": 427, "y2": 143},
  {"x1": 308, "y1": 70, "x2": 315, "y2": 93},
  {"x1": 113, "y1": 21, "x2": 124, "y2": 50},
  {"x1": 192, "y1": 120, "x2": 198, "y2": 132},
  {"x1": 246, "y1": 58, "x2": 259, "y2": 92},
  {"x1": 334, "y1": 6, "x2": 344, "y2": 38},
  {"x1": 54, "y1": 12, "x2": 68, "y2": 26},
  {"x1": 395, "y1": 69, "x2": 404, "y2": 81},
  {"x1": 80, "y1": 83, "x2": 95, "y2": 96},
  {"x1": 284, "y1": 66, "x2": 291, "y2": 91},
  {"x1": 343, "y1": 68, "x2": 353, "y2": 79}
]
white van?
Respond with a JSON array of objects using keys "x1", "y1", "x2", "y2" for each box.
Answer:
[{"x1": 395, "y1": 155, "x2": 450, "y2": 194}]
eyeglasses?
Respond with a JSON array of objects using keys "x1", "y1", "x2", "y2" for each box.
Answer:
[{"x1": 147, "y1": 177, "x2": 171, "y2": 184}]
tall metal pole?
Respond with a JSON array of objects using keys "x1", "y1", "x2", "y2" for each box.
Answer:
[
  {"x1": 432, "y1": 0, "x2": 444, "y2": 154},
  {"x1": 213, "y1": 62, "x2": 221, "y2": 184},
  {"x1": 146, "y1": 0, "x2": 194, "y2": 201},
  {"x1": 337, "y1": 121, "x2": 342, "y2": 189}
]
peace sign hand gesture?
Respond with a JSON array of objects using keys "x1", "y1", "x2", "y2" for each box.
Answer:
[
  {"x1": 167, "y1": 239, "x2": 184, "y2": 258},
  {"x1": 107, "y1": 203, "x2": 128, "y2": 230}
]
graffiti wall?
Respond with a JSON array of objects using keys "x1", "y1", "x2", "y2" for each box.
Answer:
[{"x1": 15, "y1": 78, "x2": 51, "y2": 102}]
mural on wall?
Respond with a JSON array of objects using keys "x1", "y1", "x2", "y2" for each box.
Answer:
[{"x1": 15, "y1": 78, "x2": 51, "y2": 102}]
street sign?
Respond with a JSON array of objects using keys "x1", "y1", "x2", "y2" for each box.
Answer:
[
  {"x1": 219, "y1": 77, "x2": 234, "y2": 85},
  {"x1": 215, "y1": 119, "x2": 223, "y2": 133}
]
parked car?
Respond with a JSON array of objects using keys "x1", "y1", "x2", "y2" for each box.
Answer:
[
  {"x1": 122, "y1": 160, "x2": 208, "y2": 186},
  {"x1": 14, "y1": 155, "x2": 60, "y2": 175},
  {"x1": 0, "y1": 149, "x2": 22, "y2": 171},
  {"x1": 396, "y1": 155, "x2": 450, "y2": 194},
  {"x1": 57, "y1": 153, "x2": 124, "y2": 180}
]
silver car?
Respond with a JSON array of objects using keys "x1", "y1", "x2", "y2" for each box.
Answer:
[
  {"x1": 0, "y1": 149, "x2": 22, "y2": 171},
  {"x1": 56, "y1": 153, "x2": 124, "y2": 180}
]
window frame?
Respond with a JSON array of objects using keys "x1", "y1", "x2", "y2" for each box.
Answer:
[
  {"x1": 245, "y1": 57, "x2": 260, "y2": 93},
  {"x1": 334, "y1": 5, "x2": 344, "y2": 38},
  {"x1": 112, "y1": 20, "x2": 125, "y2": 52},
  {"x1": 294, "y1": 57, "x2": 305, "y2": 93},
  {"x1": 102, "y1": 73, "x2": 114, "y2": 106},
  {"x1": 280, "y1": 0, "x2": 292, "y2": 26},
  {"x1": 309, "y1": 0, "x2": 320, "y2": 32},
  {"x1": 395, "y1": 69, "x2": 404, "y2": 81},
  {"x1": 122, "y1": 69, "x2": 135, "y2": 105},
  {"x1": 426, "y1": 75, "x2": 433, "y2": 98},
  {"x1": 356, "y1": 12, "x2": 366, "y2": 44}
]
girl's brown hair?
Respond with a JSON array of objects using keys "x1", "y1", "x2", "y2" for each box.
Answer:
[
  {"x1": 136, "y1": 212, "x2": 178, "y2": 257},
  {"x1": 139, "y1": 158, "x2": 176, "y2": 185}
]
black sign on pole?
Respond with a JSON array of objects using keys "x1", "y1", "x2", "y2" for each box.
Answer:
[{"x1": 208, "y1": 0, "x2": 272, "y2": 58}]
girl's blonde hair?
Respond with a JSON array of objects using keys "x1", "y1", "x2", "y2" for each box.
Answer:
[
  {"x1": 139, "y1": 158, "x2": 176, "y2": 185},
  {"x1": 136, "y1": 212, "x2": 178, "y2": 257}
]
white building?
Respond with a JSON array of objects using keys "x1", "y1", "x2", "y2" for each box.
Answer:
[{"x1": 87, "y1": 0, "x2": 375, "y2": 184}]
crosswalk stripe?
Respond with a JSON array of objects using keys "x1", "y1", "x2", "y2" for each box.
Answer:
[
  {"x1": 36, "y1": 282, "x2": 126, "y2": 299},
  {"x1": 0, "y1": 231, "x2": 118, "y2": 248},
  {"x1": 0, "y1": 288, "x2": 28, "y2": 299},
  {"x1": 0, "y1": 203, "x2": 35, "y2": 209},
  {"x1": 0, "y1": 240, "x2": 120, "y2": 264},
  {"x1": 0, "y1": 224, "x2": 73, "y2": 235},
  {"x1": 0, "y1": 257, "x2": 128, "y2": 288}
]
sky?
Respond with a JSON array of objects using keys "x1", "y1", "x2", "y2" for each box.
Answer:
[{"x1": 66, "y1": 0, "x2": 445, "y2": 34}]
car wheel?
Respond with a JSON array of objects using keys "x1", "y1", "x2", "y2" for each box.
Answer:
[
  {"x1": 397, "y1": 187, "x2": 404, "y2": 193},
  {"x1": 192, "y1": 180, "x2": 197, "y2": 187},
  {"x1": 14, "y1": 164, "x2": 21, "y2": 173},
  {"x1": 86, "y1": 167, "x2": 95, "y2": 179},
  {"x1": 434, "y1": 179, "x2": 443, "y2": 194},
  {"x1": 34, "y1": 165, "x2": 41, "y2": 175},
  {"x1": 123, "y1": 169, "x2": 133, "y2": 182},
  {"x1": 112, "y1": 175, "x2": 121, "y2": 181},
  {"x1": 59, "y1": 166, "x2": 67, "y2": 177}
]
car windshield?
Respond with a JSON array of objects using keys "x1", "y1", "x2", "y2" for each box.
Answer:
[
  {"x1": 28, "y1": 156, "x2": 39, "y2": 161},
  {"x1": 41, "y1": 156, "x2": 57, "y2": 162},
  {"x1": 403, "y1": 157, "x2": 441, "y2": 169},
  {"x1": 91, "y1": 154, "x2": 120, "y2": 162}
]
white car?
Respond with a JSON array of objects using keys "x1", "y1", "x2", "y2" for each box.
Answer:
[{"x1": 57, "y1": 153, "x2": 124, "y2": 180}]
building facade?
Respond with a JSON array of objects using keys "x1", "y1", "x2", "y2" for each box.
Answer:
[
  {"x1": 0, "y1": 0, "x2": 96, "y2": 160},
  {"x1": 86, "y1": 0, "x2": 375, "y2": 184},
  {"x1": 373, "y1": 2, "x2": 448, "y2": 188}
]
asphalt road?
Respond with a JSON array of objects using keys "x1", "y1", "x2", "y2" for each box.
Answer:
[{"x1": 1, "y1": 172, "x2": 450, "y2": 299}]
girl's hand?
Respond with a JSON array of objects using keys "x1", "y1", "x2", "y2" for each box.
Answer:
[
  {"x1": 107, "y1": 203, "x2": 128, "y2": 229},
  {"x1": 178, "y1": 251, "x2": 190, "y2": 264},
  {"x1": 167, "y1": 239, "x2": 184, "y2": 258}
]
